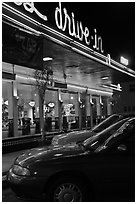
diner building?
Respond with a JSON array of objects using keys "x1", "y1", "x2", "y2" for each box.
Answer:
[{"x1": 2, "y1": 2, "x2": 135, "y2": 140}]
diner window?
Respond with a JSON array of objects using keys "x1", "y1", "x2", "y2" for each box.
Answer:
[
  {"x1": 86, "y1": 95, "x2": 91, "y2": 129},
  {"x1": 2, "y1": 80, "x2": 13, "y2": 139},
  {"x1": 101, "y1": 96, "x2": 108, "y2": 120},
  {"x1": 44, "y1": 89, "x2": 59, "y2": 132},
  {"x1": 61, "y1": 91, "x2": 79, "y2": 131},
  {"x1": 92, "y1": 97, "x2": 98, "y2": 126},
  {"x1": 17, "y1": 83, "x2": 39, "y2": 136}
]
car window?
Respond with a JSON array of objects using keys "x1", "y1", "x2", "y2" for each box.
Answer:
[
  {"x1": 105, "y1": 119, "x2": 135, "y2": 147},
  {"x1": 92, "y1": 114, "x2": 122, "y2": 133},
  {"x1": 95, "y1": 118, "x2": 135, "y2": 153},
  {"x1": 84, "y1": 117, "x2": 129, "y2": 149},
  {"x1": 107, "y1": 131, "x2": 135, "y2": 155}
]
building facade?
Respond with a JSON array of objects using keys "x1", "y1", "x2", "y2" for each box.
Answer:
[{"x1": 2, "y1": 2, "x2": 135, "y2": 140}]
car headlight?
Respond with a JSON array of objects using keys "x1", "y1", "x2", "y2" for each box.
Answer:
[{"x1": 12, "y1": 165, "x2": 30, "y2": 176}]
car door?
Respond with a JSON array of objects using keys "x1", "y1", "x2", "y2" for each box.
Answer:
[
  {"x1": 103, "y1": 133, "x2": 135, "y2": 201},
  {"x1": 105, "y1": 127, "x2": 135, "y2": 201},
  {"x1": 81, "y1": 127, "x2": 135, "y2": 202}
]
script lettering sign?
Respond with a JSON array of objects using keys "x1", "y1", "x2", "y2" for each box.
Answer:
[{"x1": 13, "y1": 2, "x2": 104, "y2": 53}]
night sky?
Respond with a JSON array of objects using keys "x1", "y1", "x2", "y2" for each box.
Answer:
[{"x1": 36, "y1": 2, "x2": 135, "y2": 69}]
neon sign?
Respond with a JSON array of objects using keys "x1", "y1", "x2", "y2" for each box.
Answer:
[
  {"x1": 48, "y1": 102, "x2": 55, "y2": 108},
  {"x1": 120, "y1": 56, "x2": 128, "y2": 66},
  {"x1": 14, "y1": 2, "x2": 104, "y2": 53},
  {"x1": 55, "y1": 2, "x2": 104, "y2": 53},
  {"x1": 14, "y1": 2, "x2": 48, "y2": 21}
]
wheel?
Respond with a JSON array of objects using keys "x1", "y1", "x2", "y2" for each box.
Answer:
[{"x1": 46, "y1": 176, "x2": 88, "y2": 202}]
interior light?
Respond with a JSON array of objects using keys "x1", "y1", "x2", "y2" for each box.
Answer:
[
  {"x1": 78, "y1": 93, "x2": 82, "y2": 103},
  {"x1": 29, "y1": 101, "x2": 35, "y2": 107},
  {"x1": 4, "y1": 100, "x2": 8, "y2": 106},
  {"x1": 43, "y1": 57, "x2": 53, "y2": 61},
  {"x1": 59, "y1": 90, "x2": 63, "y2": 102},
  {"x1": 100, "y1": 96, "x2": 103, "y2": 105},
  {"x1": 67, "y1": 103, "x2": 73, "y2": 107},
  {"x1": 90, "y1": 95, "x2": 94, "y2": 105},
  {"x1": 48, "y1": 102, "x2": 55, "y2": 108}
]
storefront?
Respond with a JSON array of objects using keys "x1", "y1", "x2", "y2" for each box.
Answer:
[{"x1": 2, "y1": 2, "x2": 135, "y2": 139}]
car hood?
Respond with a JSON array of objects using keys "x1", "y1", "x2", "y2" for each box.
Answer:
[
  {"x1": 15, "y1": 143, "x2": 86, "y2": 167},
  {"x1": 52, "y1": 130, "x2": 95, "y2": 145}
]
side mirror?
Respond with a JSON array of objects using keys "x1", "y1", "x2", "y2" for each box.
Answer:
[{"x1": 117, "y1": 144, "x2": 127, "y2": 151}]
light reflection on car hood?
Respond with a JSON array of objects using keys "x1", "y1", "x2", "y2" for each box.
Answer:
[
  {"x1": 52, "y1": 130, "x2": 95, "y2": 145},
  {"x1": 15, "y1": 143, "x2": 86, "y2": 167}
]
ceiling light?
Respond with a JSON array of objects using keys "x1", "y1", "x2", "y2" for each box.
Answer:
[
  {"x1": 43, "y1": 57, "x2": 53, "y2": 61},
  {"x1": 101, "y1": 84, "x2": 122, "y2": 91},
  {"x1": 101, "y1": 76, "x2": 109, "y2": 80}
]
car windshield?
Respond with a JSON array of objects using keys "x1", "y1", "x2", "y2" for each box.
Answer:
[
  {"x1": 92, "y1": 114, "x2": 123, "y2": 133},
  {"x1": 83, "y1": 117, "x2": 130, "y2": 150},
  {"x1": 103, "y1": 117, "x2": 135, "y2": 148}
]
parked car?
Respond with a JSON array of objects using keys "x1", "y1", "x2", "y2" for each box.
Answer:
[
  {"x1": 52, "y1": 114, "x2": 130, "y2": 146},
  {"x1": 7, "y1": 117, "x2": 135, "y2": 202}
]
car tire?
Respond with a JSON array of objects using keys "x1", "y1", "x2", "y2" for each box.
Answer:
[{"x1": 46, "y1": 176, "x2": 89, "y2": 202}]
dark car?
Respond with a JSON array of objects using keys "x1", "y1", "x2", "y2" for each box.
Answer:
[
  {"x1": 7, "y1": 117, "x2": 135, "y2": 202},
  {"x1": 52, "y1": 114, "x2": 128, "y2": 145}
]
